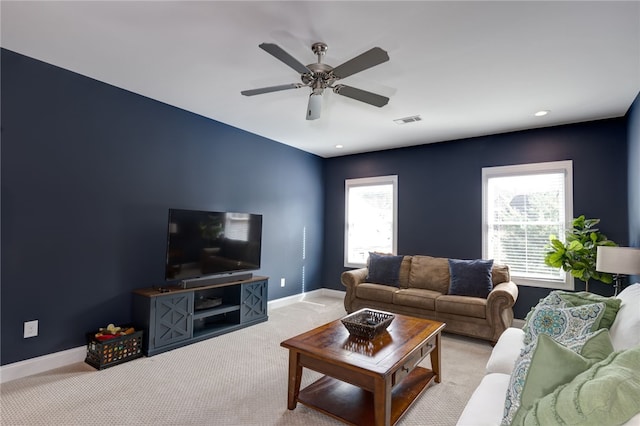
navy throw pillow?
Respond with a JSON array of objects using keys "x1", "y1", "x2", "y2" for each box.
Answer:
[
  {"x1": 366, "y1": 252, "x2": 404, "y2": 287},
  {"x1": 448, "y1": 258, "x2": 494, "y2": 298}
]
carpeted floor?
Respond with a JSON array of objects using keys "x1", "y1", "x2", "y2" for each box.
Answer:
[{"x1": 0, "y1": 294, "x2": 493, "y2": 425}]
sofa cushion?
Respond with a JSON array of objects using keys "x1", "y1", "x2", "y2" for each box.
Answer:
[
  {"x1": 486, "y1": 327, "x2": 525, "y2": 375},
  {"x1": 355, "y1": 283, "x2": 397, "y2": 304},
  {"x1": 520, "y1": 345, "x2": 640, "y2": 426},
  {"x1": 609, "y1": 283, "x2": 640, "y2": 351},
  {"x1": 556, "y1": 290, "x2": 622, "y2": 330},
  {"x1": 366, "y1": 252, "x2": 404, "y2": 286},
  {"x1": 507, "y1": 330, "x2": 614, "y2": 426},
  {"x1": 436, "y1": 295, "x2": 486, "y2": 319},
  {"x1": 397, "y1": 256, "x2": 412, "y2": 288},
  {"x1": 522, "y1": 301, "x2": 605, "y2": 346},
  {"x1": 408, "y1": 255, "x2": 450, "y2": 293},
  {"x1": 392, "y1": 288, "x2": 439, "y2": 311},
  {"x1": 491, "y1": 263, "x2": 510, "y2": 286},
  {"x1": 448, "y1": 258, "x2": 494, "y2": 298},
  {"x1": 502, "y1": 329, "x2": 613, "y2": 426}
]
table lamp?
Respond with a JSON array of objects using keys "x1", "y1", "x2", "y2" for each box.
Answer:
[{"x1": 596, "y1": 246, "x2": 640, "y2": 295}]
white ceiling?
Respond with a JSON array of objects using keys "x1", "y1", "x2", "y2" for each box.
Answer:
[{"x1": 2, "y1": 1, "x2": 639, "y2": 158}]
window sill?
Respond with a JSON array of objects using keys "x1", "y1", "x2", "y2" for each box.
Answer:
[{"x1": 511, "y1": 276, "x2": 574, "y2": 290}]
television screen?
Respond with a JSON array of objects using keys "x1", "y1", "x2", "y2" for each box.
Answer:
[{"x1": 165, "y1": 209, "x2": 262, "y2": 282}]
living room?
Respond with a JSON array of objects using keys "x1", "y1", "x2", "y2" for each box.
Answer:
[{"x1": 2, "y1": 2, "x2": 639, "y2": 421}]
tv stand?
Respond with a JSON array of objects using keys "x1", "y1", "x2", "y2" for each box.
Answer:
[{"x1": 133, "y1": 276, "x2": 268, "y2": 356}]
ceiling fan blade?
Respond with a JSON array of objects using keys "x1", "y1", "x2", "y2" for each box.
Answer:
[
  {"x1": 241, "y1": 83, "x2": 303, "y2": 96},
  {"x1": 331, "y1": 47, "x2": 389, "y2": 79},
  {"x1": 333, "y1": 84, "x2": 389, "y2": 107},
  {"x1": 259, "y1": 43, "x2": 311, "y2": 75},
  {"x1": 306, "y1": 93, "x2": 322, "y2": 120}
]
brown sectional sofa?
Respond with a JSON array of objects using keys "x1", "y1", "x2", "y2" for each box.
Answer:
[{"x1": 341, "y1": 255, "x2": 519, "y2": 344}]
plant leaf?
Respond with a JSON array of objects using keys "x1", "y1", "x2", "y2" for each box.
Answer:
[{"x1": 568, "y1": 240, "x2": 583, "y2": 251}]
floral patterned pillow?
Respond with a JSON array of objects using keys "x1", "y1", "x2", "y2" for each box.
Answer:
[
  {"x1": 522, "y1": 292, "x2": 566, "y2": 330},
  {"x1": 522, "y1": 300, "x2": 604, "y2": 346}
]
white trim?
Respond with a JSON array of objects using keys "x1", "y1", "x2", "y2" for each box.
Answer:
[
  {"x1": 344, "y1": 175, "x2": 398, "y2": 268},
  {"x1": 0, "y1": 288, "x2": 346, "y2": 383},
  {"x1": 267, "y1": 288, "x2": 344, "y2": 310},
  {"x1": 0, "y1": 346, "x2": 86, "y2": 384},
  {"x1": 482, "y1": 160, "x2": 574, "y2": 290}
]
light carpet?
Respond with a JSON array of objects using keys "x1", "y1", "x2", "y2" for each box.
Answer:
[{"x1": 0, "y1": 294, "x2": 493, "y2": 425}]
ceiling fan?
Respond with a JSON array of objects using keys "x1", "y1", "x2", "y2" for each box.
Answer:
[{"x1": 241, "y1": 42, "x2": 390, "y2": 120}]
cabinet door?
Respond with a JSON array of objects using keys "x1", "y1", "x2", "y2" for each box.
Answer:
[
  {"x1": 240, "y1": 280, "x2": 267, "y2": 323},
  {"x1": 153, "y1": 292, "x2": 194, "y2": 348}
]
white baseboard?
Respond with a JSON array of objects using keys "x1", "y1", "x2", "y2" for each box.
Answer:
[
  {"x1": 267, "y1": 288, "x2": 344, "y2": 310},
  {"x1": 1, "y1": 288, "x2": 346, "y2": 383},
  {"x1": 0, "y1": 346, "x2": 86, "y2": 384}
]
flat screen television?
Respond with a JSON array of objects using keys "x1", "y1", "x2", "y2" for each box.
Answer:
[{"x1": 165, "y1": 208, "x2": 262, "y2": 283}]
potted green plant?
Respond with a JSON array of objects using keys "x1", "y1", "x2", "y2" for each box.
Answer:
[{"x1": 544, "y1": 215, "x2": 617, "y2": 292}]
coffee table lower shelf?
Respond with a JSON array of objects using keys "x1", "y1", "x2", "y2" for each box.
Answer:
[{"x1": 297, "y1": 366, "x2": 436, "y2": 425}]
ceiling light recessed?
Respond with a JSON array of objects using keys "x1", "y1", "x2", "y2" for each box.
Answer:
[
  {"x1": 393, "y1": 115, "x2": 422, "y2": 125},
  {"x1": 335, "y1": 144, "x2": 344, "y2": 149},
  {"x1": 534, "y1": 110, "x2": 550, "y2": 117}
]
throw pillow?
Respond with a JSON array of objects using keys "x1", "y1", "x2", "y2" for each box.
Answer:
[
  {"x1": 505, "y1": 330, "x2": 614, "y2": 426},
  {"x1": 557, "y1": 290, "x2": 622, "y2": 329},
  {"x1": 448, "y1": 258, "x2": 494, "y2": 298},
  {"x1": 520, "y1": 345, "x2": 640, "y2": 426},
  {"x1": 366, "y1": 252, "x2": 404, "y2": 287},
  {"x1": 522, "y1": 301, "x2": 605, "y2": 346},
  {"x1": 522, "y1": 292, "x2": 567, "y2": 330}
]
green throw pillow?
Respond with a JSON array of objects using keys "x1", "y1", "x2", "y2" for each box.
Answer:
[
  {"x1": 521, "y1": 346, "x2": 640, "y2": 426},
  {"x1": 510, "y1": 330, "x2": 614, "y2": 426},
  {"x1": 557, "y1": 290, "x2": 622, "y2": 329}
]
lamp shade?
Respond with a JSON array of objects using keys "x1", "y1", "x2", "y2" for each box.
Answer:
[{"x1": 596, "y1": 246, "x2": 640, "y2": 275}]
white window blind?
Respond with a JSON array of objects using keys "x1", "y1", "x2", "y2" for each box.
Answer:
[
  {"x1": 224, "y1": 213, "x2": 250, "y2": 241},
  {"x1": 345, "y1": 176, "x2": 398, "y2": 267},
  {"x1": 483, "y1": 161, "x2": 573, "y2": 289}
]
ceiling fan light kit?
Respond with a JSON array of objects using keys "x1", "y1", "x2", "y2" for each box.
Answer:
[
  {"x1": 307, "y1": 93, "x2": 322, "y2": 120},
  {"x1": 241, "y1": 41, "x2": 390, "y2": 120}
]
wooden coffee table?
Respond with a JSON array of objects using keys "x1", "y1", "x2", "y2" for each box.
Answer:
[{"x1": 280, "y1": 312, "x2": 445, "y2": 426}]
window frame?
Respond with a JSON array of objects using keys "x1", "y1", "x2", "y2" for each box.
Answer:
[
  {"x1": 482, "y1": 160, "x2": 574, "y2": 290},
  {"x1": 344, "y1": 175, "x2": 398, "y2": 268}
]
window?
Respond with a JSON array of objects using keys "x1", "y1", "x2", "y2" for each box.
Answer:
[
  {"x1": 345, "y1": 175, "x2": 398, "y2": 267},
  {"x1": 482, "y1": 161, "x2": 573, "y2": 289}
]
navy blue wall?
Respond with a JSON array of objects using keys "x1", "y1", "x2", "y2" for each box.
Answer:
[
  {"x1": 2, "y1": 47, "x2": 635, "y2": 366},
  {"x1": 629, "y1": 93, "x2": 640, "y2": 283},
  {"x1": 322, "y1": 119, "x2": 629, "y2": 319},
  {"x1": 1, "y1": 49, "x2": 324, "y2": 365}
]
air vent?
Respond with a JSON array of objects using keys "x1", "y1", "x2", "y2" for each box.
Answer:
[{"x1": 393, "y1": 115, "x2": 422, "y2": 125}]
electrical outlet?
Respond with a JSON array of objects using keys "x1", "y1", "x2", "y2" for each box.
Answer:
[
  {"x1": 24, "y1": 320, "x2": 38, "y2": 338},
  {"x1": 280, "y1": 278, "x2": 285, "y2": 287}
]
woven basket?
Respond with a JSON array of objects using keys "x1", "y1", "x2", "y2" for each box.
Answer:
[{"x1": 341, "y1": 309, "x2": 395, "y2": 340}]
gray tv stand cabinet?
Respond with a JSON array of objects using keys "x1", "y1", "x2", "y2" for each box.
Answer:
[{"x1": 133, "y1": 276, "x2": 268, "y2": 356}]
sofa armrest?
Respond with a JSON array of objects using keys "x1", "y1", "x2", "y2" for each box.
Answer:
[
  {"x1": 486, "y1": 281, "x2": 519, "y2": 343},
  {"x1": 341, "y1": 268, "x2": 368, "y2": 313}
]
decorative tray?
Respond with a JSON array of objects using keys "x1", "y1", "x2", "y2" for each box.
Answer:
[{"x1": 341, "y1": 308, "x2": 395, "y2": 340}]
